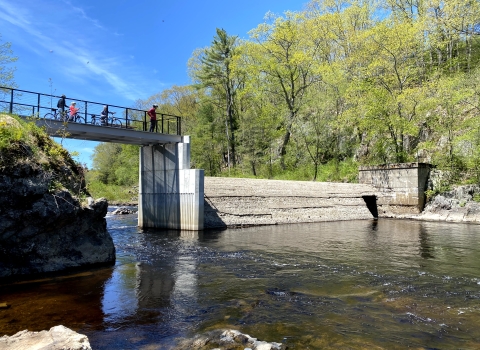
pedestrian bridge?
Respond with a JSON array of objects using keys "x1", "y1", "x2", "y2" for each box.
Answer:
[
  {"x1": 1, "y1": 86, "x2": 204, "y2": 231},
  {"x1": 33, "y1": 117, "x2": 183, "y2": 145}
]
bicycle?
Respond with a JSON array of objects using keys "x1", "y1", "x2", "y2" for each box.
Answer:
[
  {"x1": 43, "y1": 108, "x2": 67, "y2": 121},
  {"x1": 90, "y1": 111, "x2": 122, "y2": 127},
  {"x1": 66, "y1": 111, "x2": 86, "y2": 123}
]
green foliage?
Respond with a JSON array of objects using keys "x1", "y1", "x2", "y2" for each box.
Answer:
[
  {"x1": 0, "y1": 34, "x2": 18, "y2": 88},
  {"x1": 194, "y1": 28, "x2": 241, "y2": 168},
  {"x1": 90, "y1": 0, "x2": 480, "y2": 186},
  {"x1": 86, "y1": 178, "x2": 135, "y2": 203},
  {"x1": 91, "y1": 143, "x2": 139, "y2": 186},
  {"x1": 0, "y1": 114, "x2": 88, "y2": 197},
  {"x1": 425, "y1": 179, "x2": 452, "y2": 201},
  {"x1": 191, "y1": 102, "x2": 237, "y2": 176}
]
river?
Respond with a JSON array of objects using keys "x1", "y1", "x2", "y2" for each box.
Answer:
[{"x1": 1, "y1": 208, "x2": 480, "y2": 349}]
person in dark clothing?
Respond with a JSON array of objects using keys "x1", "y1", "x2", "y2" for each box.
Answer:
[
  {"x1": 100, "y1": 105, "x2": 109, "y2": 126},
  {"x1": 56, "y1": 95, "x2": 66, "y2": 120},
  {"x1": 148, "y1": 104, "x2": 158, "y2": 132}
]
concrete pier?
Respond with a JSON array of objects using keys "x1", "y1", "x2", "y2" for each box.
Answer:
[{"x1": 138, "y1": 136, "x2": 204, "y2": 230}]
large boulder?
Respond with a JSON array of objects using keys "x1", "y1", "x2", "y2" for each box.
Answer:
[
  {"x1": 0, "y1": 115, "x2": 115, "y2": 279},
  {"x1": 0, "y1": 325, "x2": 91, "y2": 350}
]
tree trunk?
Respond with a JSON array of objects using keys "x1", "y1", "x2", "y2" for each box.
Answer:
[{"x1": 279, "y1": 129, "x2": 291, "y2": 170}]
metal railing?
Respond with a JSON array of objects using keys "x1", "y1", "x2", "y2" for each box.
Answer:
[{"x1": 0, "y1": 86, "x2": 182, "y2": 135}]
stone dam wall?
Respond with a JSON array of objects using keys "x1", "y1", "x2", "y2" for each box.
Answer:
[
  {"x1": 203, "y1": 177, "x2": 379, "y2": 228},
  {"x1": 202, "y1": 163, "x2": 480, "y2": 228}
]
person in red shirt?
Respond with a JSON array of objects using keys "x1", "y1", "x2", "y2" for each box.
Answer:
[
  {"x1": 69, "y1": 102, "x2": 79, "y2": 122},
  {"x1": 148, "y1": 104, "x2": 158, "y2": 132}
]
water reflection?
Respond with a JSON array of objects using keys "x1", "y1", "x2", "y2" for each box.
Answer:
[
  {"x1": 418, "y1": 226, "x2": 435, "y2": 259},
  {"x1": 1, "y1": 216, "x2": 480, "y2": 350},
  {"x1": 0, "y1": 268, "x2": 113, "y2": 335}
]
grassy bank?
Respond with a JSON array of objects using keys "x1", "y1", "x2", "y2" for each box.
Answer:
[{"x1": 86, "y1": 179, "x2": 137, "y2": 205}]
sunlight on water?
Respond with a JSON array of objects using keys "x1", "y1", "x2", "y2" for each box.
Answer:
[{"x1": 1, "y1": 215, "x2": 480, "y2": 349}]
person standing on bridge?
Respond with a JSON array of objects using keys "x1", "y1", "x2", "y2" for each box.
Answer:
[
  {"x1": 148, "y1": 104, "x2": 158, "y2": 132},
  {"x1": 69, "y1": 102, "x2": 79, "y2": 122},
  {"x1": 100, "y1": 105, "x2": 111, "y2": 126},
  {"x1": 56, "y1": 95, "x2": 66, "y2": 120}
]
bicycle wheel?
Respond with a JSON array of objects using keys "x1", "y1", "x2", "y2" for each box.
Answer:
[
  {"x1": 43, "y1": 113, "x2": 55, "y2": 120},
  {"x1": 74, "y1": 114, "x2": 85, "y2": 123},
  {"x1": 111, "y1": 118, "x2": 122, "y2": 128}
]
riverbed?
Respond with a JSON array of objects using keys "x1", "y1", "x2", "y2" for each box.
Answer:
[{"x1": 1, "y1": 208, "x2": 480, "y2": 349}]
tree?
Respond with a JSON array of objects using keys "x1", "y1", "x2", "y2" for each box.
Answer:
[
  {"x1": 195, "y1": 28, "x2": 241, "y2": 169},
  {"x1": 191, "y1": 102, "x2": 226, "y2": 175},
  {"x1": 0, "y1": 34, "x2": 17, "y2": 88},
  {"x1": 247, "y1": 12, "x2": 323, "y2": 170},
  {"x1": 344, "y1": 18, "x2": 427, "y2": 163}
]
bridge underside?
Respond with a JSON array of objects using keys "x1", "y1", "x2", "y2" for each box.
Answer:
[
  {"x1": 32, "y1": 118, "x2": 182, "y2": 145},
  {"x1": 27, "y1": 117, "x2": 205, "y2": 230}
]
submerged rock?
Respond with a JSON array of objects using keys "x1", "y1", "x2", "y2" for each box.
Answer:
[
  {"x1": 0, "y1": 325, "x2": 91, "y2": 350},
  {"x1": 111, "y1": 207, "x2": 137, "y2": 215},
  {"x1": 173, "y1": 329, "x2": 285, "y2": 350}
]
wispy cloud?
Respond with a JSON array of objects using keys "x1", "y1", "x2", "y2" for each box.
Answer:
[
  {"x1": 64, "y1": 0, "x2": 104, "y2": 30},
  {"x1": 0, "y1": 0, "x2": 164, "y2": 102}
]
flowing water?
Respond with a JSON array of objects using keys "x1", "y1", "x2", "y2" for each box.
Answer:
[{"x1": 1, "y1": 208, "x2": 480, "y2": 349}]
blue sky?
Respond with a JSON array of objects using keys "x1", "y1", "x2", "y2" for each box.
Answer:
[{"x1": 0, "y1": 0, "x2": 307, "y2": 168}]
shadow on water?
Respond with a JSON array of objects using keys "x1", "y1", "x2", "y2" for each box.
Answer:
[
  {"x1": 1, "y1": 215, "x2": 480, "y2": 349},
  {"x1": 419, "y1": 225, "x2": 435, "y2": 259}
]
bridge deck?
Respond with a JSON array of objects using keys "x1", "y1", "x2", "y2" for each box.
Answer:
[{"x1": 31, "y1": 118, "x2": 183, "y2": 145}]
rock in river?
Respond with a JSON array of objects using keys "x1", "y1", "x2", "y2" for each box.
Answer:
[{"x1": 0, "y1": 114, "x2": 115, "y2": 280}]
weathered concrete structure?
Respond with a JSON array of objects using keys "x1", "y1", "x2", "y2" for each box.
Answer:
[
  {"x1": 203, "y1": 177, "x2": 379, "y2": 228},
  {"x1": 138, "y1": 136, "x2": 204, "y2": 230},
  {"x1": 359, "y1": 163, "x2": 432, "y2": 215}
]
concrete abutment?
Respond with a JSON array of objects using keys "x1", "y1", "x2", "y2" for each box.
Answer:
[
  {"x1": 359, "y1": 162, "x2": 432, "y2": 215},
  {"x1": 138, "y1": 136, "x2": 204, "y2": 230}
]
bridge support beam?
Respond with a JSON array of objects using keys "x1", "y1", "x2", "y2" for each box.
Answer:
[{"x1": 138, "y1": 136, "x2": 204, "y2": 230}]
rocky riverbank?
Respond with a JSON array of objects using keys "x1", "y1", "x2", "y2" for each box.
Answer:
[
  {"x1": 0, "y1": 327, "x2": 285, "y2": 350},
  {"x1": 0, "y1": 326, "x2": 91, "y2": 350},
  {"x1": 389, "y1": 184, "x2": 480, "y2": 224},
  {"x1": 0, "y1": 115, "x2": 115, "y2": 280}
]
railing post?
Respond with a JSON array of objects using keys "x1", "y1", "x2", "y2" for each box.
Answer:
[
  {"x1": 161, "y1": 114, "x2": 164, "y2": 134},
  {"x1": 84, "y1": 101, "x2": 87, "y2": 123},
  {"x1": 37, "y1": 93, "x2": 40, "y2": 117},
  {"x1": 177, "y1": 116, "x2": 181, "y2": 135},
  {"x1": 9, "y1": 88, "x2": 13, "y2": 114},
  {"x1": 144, "y1": 111, "x2": 147, "y2": 131},
  {"x1": 125, "y1": 108, "x2": 129, "y2": 128}
]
